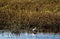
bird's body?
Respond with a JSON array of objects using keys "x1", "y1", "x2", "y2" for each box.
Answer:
[
  {"x1": 31, "y1": 27, "x2": 37, "y2": 34},
  {"x1": 32, "y1": 27, "x2": 36, "y2": 31}
]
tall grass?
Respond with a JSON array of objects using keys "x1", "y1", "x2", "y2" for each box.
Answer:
[{"x1": 0, "y1": 0, "x2": 60, "y2": 33}]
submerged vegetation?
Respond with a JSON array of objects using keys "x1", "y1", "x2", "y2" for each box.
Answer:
[{"x1": 0, "y1": 0, "x2": 60, "y2": 33}]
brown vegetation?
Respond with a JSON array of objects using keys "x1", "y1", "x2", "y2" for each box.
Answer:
[{"x1": 0, "y1": 0, "x2": 60, "y2": 33}]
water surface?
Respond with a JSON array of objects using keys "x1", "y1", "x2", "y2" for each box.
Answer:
[{"x1": 0, "y1": 31, "x2": 60, "y2": 39}]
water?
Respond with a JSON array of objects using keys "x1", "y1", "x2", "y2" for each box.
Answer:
[{"x1": 0, "y1": 31, "x2": 60, "y2": 39}]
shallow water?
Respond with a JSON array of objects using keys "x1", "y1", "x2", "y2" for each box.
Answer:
[{"x1": 0, "y1": 31, "x2": 60, "y2": 39}]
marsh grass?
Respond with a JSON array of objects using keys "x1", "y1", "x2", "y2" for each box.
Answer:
[{"x1": 0, "y1": 0, "x2": 60, "y2": 33}]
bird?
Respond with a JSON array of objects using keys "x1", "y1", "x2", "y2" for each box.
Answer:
[
  {"x1": 32, "y1": 27, "x2": 36, "y2": 31},
  {"x1": 32, "y1": 27, "x2": 37, "y2": 34}
]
